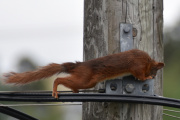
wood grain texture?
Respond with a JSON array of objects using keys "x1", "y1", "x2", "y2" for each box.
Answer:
[{"x1": 83, "y1": 0, "x2": 163, "y2": 120}]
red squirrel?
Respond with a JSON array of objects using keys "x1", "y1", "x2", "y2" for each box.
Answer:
[{"x1": 3, "y1": 49, "x2": 164, "y2": 98}]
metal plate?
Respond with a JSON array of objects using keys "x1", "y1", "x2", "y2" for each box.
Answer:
[
  {"x1": 120, "y1": 23, "x2": 133, "y2": 52},
  {"x1": 105, "y1": 23, "x2": 154, "y2": 95},
  {"x1": 105, "y1": 76, "x2": 154, "y2": 95}
]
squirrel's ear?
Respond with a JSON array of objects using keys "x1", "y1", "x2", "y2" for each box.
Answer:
[{"x1": 156, "y1": 62, "x2": 164, "y2": 69}]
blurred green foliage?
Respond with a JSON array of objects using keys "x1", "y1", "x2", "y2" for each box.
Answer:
[
  {"x1": 0, "y1": 57, "x2": 63, "y2": 120},
  {"x1": 163, "y1": 25, "x2": 180, "y2": 119}
]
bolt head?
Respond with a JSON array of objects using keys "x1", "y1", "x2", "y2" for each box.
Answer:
[
  {"x1": 125, "y1": 84, "x2": 135, "y2": 93},
  {"x1": 123, "y1": 26, "x2": 130, "y2": 33}
]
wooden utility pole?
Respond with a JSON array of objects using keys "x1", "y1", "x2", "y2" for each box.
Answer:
[{"x1": 83, "y1": 0, "x2": 163, "y2": 120}]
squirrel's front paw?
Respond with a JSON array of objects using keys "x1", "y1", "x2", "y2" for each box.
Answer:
[
  {"x1": 146, "y1": 76, "x2": 153, "y2": 80},
  {"x1": 137, "y1": 76, "x2": 153, "y2": 81}
]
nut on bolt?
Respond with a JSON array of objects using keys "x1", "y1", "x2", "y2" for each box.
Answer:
[
  {"x1": 125, "y1": 84, "x2": 135, "y2": 93},
  {"x1": 123, "y1": 26, "x2": 130, "y2": 33},
  {"x1": 110, "y1": 82, "x2": 117, "y2": 91},
  {"x1": 142, "y1": 84, "x2": 149, "y2": 93}
]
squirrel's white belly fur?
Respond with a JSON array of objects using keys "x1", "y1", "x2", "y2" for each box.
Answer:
[{"x1": 55, "y1": 72, "x2": 71, "y2": 79}]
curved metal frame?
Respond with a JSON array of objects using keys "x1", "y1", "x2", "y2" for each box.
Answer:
[
  {"x1": 0, "y1": 92, "x2": 180, "y2": 108},
  {"x1": 0, "y1": 91, "x2": 180, "y2": 119}
]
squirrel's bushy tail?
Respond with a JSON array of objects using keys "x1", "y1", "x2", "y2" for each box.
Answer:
[{"x1": 3, "y1": 63, "x2": 62, "y2": 85}]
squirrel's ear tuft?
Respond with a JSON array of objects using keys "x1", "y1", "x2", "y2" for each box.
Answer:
[{"x1": 156, "y1": 62, "x2": 164, "y2": 69}]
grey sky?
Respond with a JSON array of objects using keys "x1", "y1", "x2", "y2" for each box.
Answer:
[
  {"x1": 0, "y1": 0, "x2": 83, "y2": 72},
  {"x1": 0, "y1": 0, "x2": 179, "y2": 73}
]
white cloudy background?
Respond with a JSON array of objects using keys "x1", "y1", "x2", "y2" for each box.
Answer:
[
  {"x1": 0, "y1": 0, "x2": 180, "y2": 73},
  {"x1": 0, "y1": 0, "x2": 83, "y2": 73}
]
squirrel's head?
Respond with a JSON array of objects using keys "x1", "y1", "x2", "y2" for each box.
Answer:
[{"x1": 147, "y1": 62, "x2": 164, "y2": 78}]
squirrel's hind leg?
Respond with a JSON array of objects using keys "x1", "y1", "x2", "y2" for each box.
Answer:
[
  {"x1": 52, "y1": 78, "x2": 79, "y2": 98},
  {"x1": 52, "y1": 78, "x2": 61, "y2": 98}
]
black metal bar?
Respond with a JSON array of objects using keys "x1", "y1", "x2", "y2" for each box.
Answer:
[
  {"x1": 0, "y1": 106, "x2": 38, "y2": 120},
  {"x1": 0, "y1": 92, "x2": 180, "y2": 108}
]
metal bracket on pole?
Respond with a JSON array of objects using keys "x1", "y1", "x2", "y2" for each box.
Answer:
[{"x1": 106, "y1": 23, "x2": 154, "y2": 96}]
